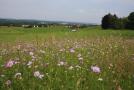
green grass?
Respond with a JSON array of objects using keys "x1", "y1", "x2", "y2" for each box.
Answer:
[
  {"x1": 0, "y1": 26, "x2": 134, "y2": 42},
  {"x1": 0, "y1": 26, "x2": 134, "y2": 90}
]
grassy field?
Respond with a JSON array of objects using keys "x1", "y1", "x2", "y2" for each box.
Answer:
[{"x1": 0, "y1": 26, "x2": 134, "y2": 90}]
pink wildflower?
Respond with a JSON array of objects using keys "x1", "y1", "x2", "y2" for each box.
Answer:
[
  {"x1": 91, "y1": 66, "x2": 101, "y2": 73},
  {"x1": 5, "y1": 60, "x2": 14, "y2": 68},
  {"x1": 70, "y1": 48, "x2": 75, "y2": 53}
]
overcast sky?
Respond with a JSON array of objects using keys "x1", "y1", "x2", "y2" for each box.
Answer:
[{"x1": 0, "y1": 0, "x2": 134, "y2": 24}]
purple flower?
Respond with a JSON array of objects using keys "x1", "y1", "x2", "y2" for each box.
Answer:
[
  {"x1": 91, "y1": 66, "x2": 101, "y2": 73},
  {"x1": 70, "y1": 48, "x2": 75, "y2": 53},
  {"x1": 5, "y1": 60, "x2": 14, "y2": 68}
]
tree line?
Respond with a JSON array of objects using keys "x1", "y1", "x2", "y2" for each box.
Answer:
[{"x1": 101, "y1": 12, "x2": 134, "y2": 30}]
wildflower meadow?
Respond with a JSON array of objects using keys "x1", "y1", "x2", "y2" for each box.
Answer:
[{"x1": 0, "y1": 26, "x2": 134, "y2": 90}]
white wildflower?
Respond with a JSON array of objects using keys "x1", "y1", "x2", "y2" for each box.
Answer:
[
  {"x1": 29, "y1": 52, "x2": 34, "y2": 56},
  {"x1": 98, "y1": 78, "x2": 103, "y2": 81},
  {"x1": 34, "y1": 71, "x2": 44, "y2": 79},
  {"x1": 68, "y1": 66, "x2": 74, "y2": 70}
]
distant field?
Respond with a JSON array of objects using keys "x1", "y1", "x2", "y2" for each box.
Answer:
[
  {"x1": 0, "y1": 26, "x2": 134, "y2": 90},
  {"x1": 0, "y1": 26, "x2": 134, "y2": 42}
]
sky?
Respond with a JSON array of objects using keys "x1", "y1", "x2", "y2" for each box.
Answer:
[{"x1": 0, "y1": 0, "x2": 134, "y2": 24}]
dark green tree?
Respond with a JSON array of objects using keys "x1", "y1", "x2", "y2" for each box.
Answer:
[
  {"x1": 126, "y1": 12, "x2": 134, "y2": 29},
  {"x1": 101, "y1": 13, "x2": 119, "y2": 29},
  {"x1": 110, "y1": 14, "x2": 119, "y2": 29},
  {"x1": 101, "y1": 13, "x2": 130, "y2": 30},
  {"x1": 101, "y1": 13, "x2": 113, "y2": 29}
]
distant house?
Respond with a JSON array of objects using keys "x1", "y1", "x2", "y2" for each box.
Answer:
[{"x1": 66, "y1": 24, "x2": 80, "y2": 30}]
